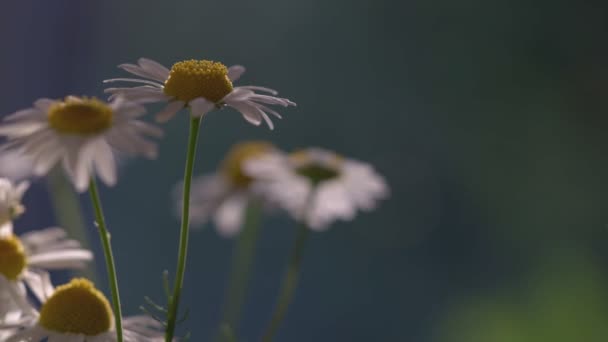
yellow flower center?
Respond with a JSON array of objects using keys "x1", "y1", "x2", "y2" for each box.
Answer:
[
  {"x1": 47, "y1": 97, "x2": 113, "y2": 135},
  {"x1": 221, "y1": 141, "x2": 275, "y2": 188},
  {"x1": 39, "y1": 278, "x2": 113, "y2": 336},
  {"x1": 290, "y1": 150, "x2": 342, "y2": 185},
  {"x1": 0, "y1": 234, "x2": 27, "y2": 281},
  {"x1": 163, "y1": 60, "x2": 234, "y2": 103}
]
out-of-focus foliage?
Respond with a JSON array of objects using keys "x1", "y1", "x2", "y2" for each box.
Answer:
[{"x1": 437, "y1": 251, "x2": 608, "y2": 342}]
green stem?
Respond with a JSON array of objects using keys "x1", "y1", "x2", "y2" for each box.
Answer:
[
  {"x1": 216, "y1": 200, "x2": 263, "y2": 342},
  {"x1": 261, "y1": 223, "x2": 310, "y2": 342},
  {"x1": 47, "y1": 168, "x2": 98, "y2": 283},
  {"x1": 88, "y1": 177, "x2": 123, "y2": 342},
  {"x1": 165, "y1": 116, "x2": 202, "y2": 342}
]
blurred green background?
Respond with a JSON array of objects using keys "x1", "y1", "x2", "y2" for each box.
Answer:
[{"x1": 1, "y1": 0, "x2": 607, "y2": 341}]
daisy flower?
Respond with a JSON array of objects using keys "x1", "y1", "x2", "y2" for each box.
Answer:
[
  {"x1": 245, "y1": 148, "x2": 389, "y2": 230},
  {"x1": 0, "y1": 96, "x2": 162, "y2": 192},
  {"x1": 104, "y1": 58, "x2": 295, "y2": 129},
  {"x1": 0, "y1": 178, "x2": 29, "y2": 236},
  {"x1": 0, "y1": 227, "x2": 93, "y2": 311},
  {"x1": 175, "y1": 141, "x2": 278, "y2": 237},
  {"x1": 0, "y1": 278, "x2": 166, "y2": 341}
]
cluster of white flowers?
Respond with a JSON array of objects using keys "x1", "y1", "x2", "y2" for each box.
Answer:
[
  {"x1": 0, "y1": 56, "x2": 388, "y2": 341},
  {"x1": 182, "y1": 143, "x2": 389, "y2": 235},
  {"x1": 0, "y1": 179, "x2": 167, "y2": 341}
]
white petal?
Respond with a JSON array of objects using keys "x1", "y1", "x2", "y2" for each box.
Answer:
[
  {"x1": 103, "y1": 77, "x2": 164, "y2": 88},
  {"x1": 226, "y1": 101, "x2": 262, "y2": 126},
  {"x1": 189, "y1": 97, "x2": 215, "y2": 118},
  {"x1": 237, "y1": 85, "x2": 278, "y2": 95},
  {"x1": 114, "y1": 63, "x2": 167, "y2": 83},
  {"x1": 155, "y1": 101, "x2": 184, "y2": 123},
  {"x1": 27, "y1": 249, "x2": 93, "y2": 269},
  {"x1": 33, "y1": 98, "x2": 57, "y2": 111},
  {"x1": 92, "y1": 140, "x2": 117, "y2": 187},
  {"x1": 227, "y1": 65, "x2": 246, "y2": 82},
  {"x1": 4, "y1": 109, "x2": 42, "y2": 122},
  {"x1": 213, "y1": 195, "x2": 248, "y2": 237},
  {"x1": 0, "y1": 122, "x2": 46, "y2": 137},
  {"x1": 138, "y1": 58, "x2": 171, "y2": 80}
]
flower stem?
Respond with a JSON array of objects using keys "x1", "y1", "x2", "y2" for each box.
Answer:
[
  {"x1": 261, "y1": 222, "x2": 310, "y2": 342},
  {"x1": 88, "y1": 177, "x2": 123, "y2": 342},
  {"x1": 165, "y1": 116, "x2": 202, "y2": 342},
  {"x1": 216, "y1": 200, "x2": 263, "y2": 342}
]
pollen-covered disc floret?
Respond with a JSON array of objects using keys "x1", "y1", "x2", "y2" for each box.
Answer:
[
  {"x1": 104, "y1": 57, "x2": 295, "y2": 128},
  {"x1": 175, "y1": 141, "x2": 278, "y2": 237},
  {"x1": 0, "y1": 234, "x2": 26, "y2": 280},
  {"x1": 164, "y1": 60, "x2": 233, "y2": 103},
  {"x1": 39, "y1": 278, "x2": 113, "y2": 336},
  {"x1": 47, "y1": 97, "x2": 113, "y2": 135},
  {"x1": 0, "y1": 96, "x2": 162, "y2": 192},
  {"x1": 245, "y1": 148, "x2": 389, "y2": 230}
]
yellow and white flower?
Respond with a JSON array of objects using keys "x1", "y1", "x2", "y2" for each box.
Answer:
[
  {"x1": 0, "y1": 227, "x2": 93, "y2": 312},
  {"x1": 0, "y1": 278, "x2": 166, "y2": 342},
  {"x1": 0, "y1": 96, "x2": 162, "y2": 192},
  {"x1": 176, "y1": 141, "x2": 277, "y2": 237},
  {"x1": 0, "y1": 178, "x2": 29, "y2": 236},
  {"x1": 104, "y1": 58, "x2": 295, "y2": 129},
  {"x1": 245, "y1": 148, "x2": 389, "y2": 230}
]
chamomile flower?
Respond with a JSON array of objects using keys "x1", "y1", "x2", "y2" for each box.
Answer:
[
  {"x1": 0, "y1": 178, "x2": 29, "y2": 236},
  {"x1": 104, "y1": 58, "x2": 295, "y2": 129},
  {"x1": 0, "y1": 96, "x2": 162, "y2": 192},
  {"x1": 0, "y1": 227, "x2": 92, "y2": 308},
  {"x1": 0, "y1": 278, "x2": 166, "y2": 342},
  {"x1": 245, "y1": 148, "x2": 389, "y2": 230},
  {"x1": 175, "y1": 141, "x2": 277, "y2": 237}
]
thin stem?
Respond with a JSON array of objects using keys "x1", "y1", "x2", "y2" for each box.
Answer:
[
  {"x1": 88, "y1": 177, "x2": 123, "y2": 342},
  {"x1": 165, "y1": 116, "x2": 202, "y2": 342},
  {"x1": 261, "y1": 223, "x2": 310, "y2": 342},
  {"x1": 216, "y1": 200, "x2": 263, "y2": 342}
]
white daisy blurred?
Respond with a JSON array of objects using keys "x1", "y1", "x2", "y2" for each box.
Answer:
[
  {"x1": 0, "y1": 149, "x2": 35, "y2": 182},
  {"x1": 104, "y1": 58, "x2": 295, "y2": 129},
  {"x1": 0, "y1": 278, "x2": 167, "y2": 342},
  {"x1": 245, "y1": 148, "x2": 389, "y2": 230},
  {"x1": 0, "y1": 227, "x2": 92, "y2": 309},
  {"x1": 175, "y1": 141, "x2": 278, "y2": 237},
  {"x1": 0, "y1": 178, "x2": 29, "y2": 236},
  {"x1": 0, "y1": 96, "x2": 162, "y2": 192}
]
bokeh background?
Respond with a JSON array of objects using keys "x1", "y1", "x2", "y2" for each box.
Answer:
[{"x1": 1, "y1": 1, "x2": 608, "y2": 341}]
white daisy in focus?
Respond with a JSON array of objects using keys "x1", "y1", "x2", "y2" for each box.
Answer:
[
  {"x1": 245, "y1": 148, "x2": 389, "y2": 230},
  {"x1": 175, "y1": 141, "x2": 277, "y2": 237},
  {"x1": 0, "y1": 277, "x2": 167, "y2": 342},
  {"x1": 104, "y1": 58, "x2": 295, "y2": 129},
  {"x1": 0, "y1": 178, "x2": 29, "y2": 236},
  {"x1": 0, "y1": 227, "x2": 93, "y2": 313},
  {"x1": 0, "y1": 149, "x2": 34, "y2": 182},
  {"x1": 0, "y1": 96, "x2": 162, "y2": 192}
]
